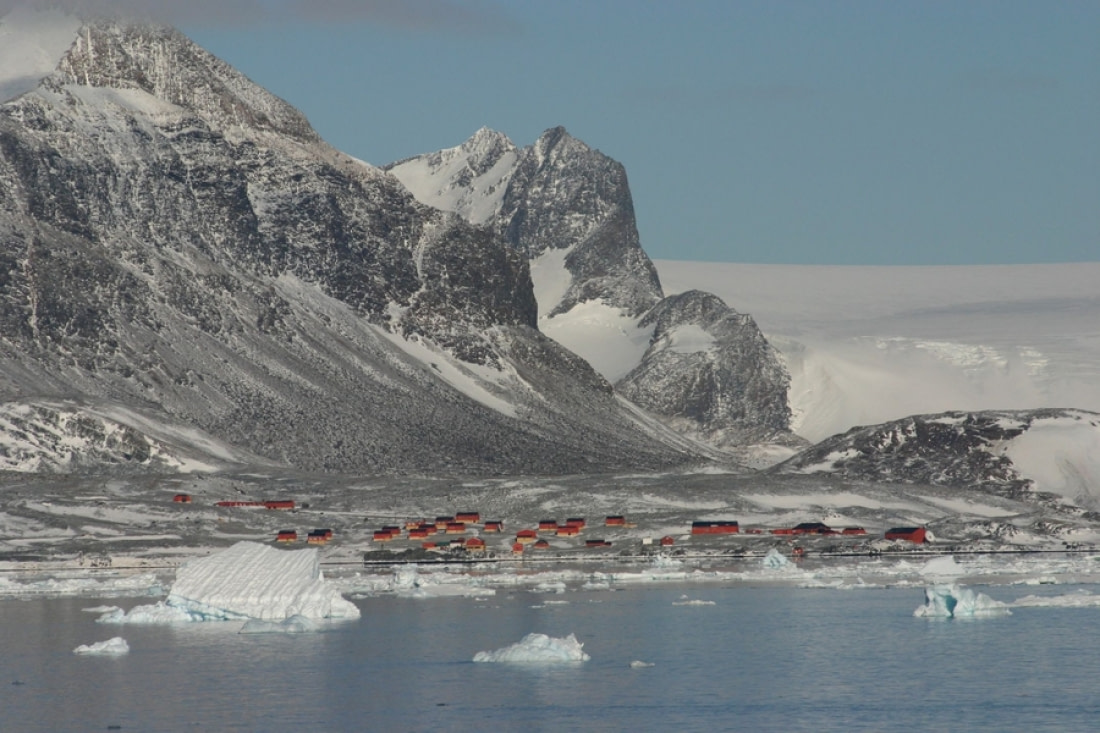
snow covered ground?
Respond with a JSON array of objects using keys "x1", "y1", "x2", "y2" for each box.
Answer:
[{"x1": 656, "y1": 261, "x2": 1100, "y2": 442}]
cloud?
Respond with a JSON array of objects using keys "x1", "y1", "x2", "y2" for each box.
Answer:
[{"x1": 1, "y1": 0, "x2": 520, "y2": 33}]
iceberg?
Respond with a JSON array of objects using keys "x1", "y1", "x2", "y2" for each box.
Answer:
[
  {"x1": 473, "y1": 633, "x2": 591, "y2": 663},
  {"x1": 762, "y1": 548, "x2": 791, "y2": 569},
  {"x1": 165, "y1": 542, "x2": 360, "y2": 621},
  {"x1": 73, "y1": 637, "x2": 129, "y2": 656},
  {"x1": 100, "y1": 542, "x2": 359, "y2": 622},
  {"x1": 914, "y1": 584, "x2": 1011, "y2": 618}
]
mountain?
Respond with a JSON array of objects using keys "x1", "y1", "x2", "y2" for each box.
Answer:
[
  {"x1": 0, "y1": 11, "x2": 703, "y2": 474},
  {"x1": 774, "y1": 408, "x2": 1100, "y2": 511},
  {"x1": 386, "y1": 128, "x2": 793, "y2": 448}
]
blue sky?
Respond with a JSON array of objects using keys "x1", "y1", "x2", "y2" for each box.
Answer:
[{"x1": 179, "y1": 1, "x2": 1097, "y2": 265}]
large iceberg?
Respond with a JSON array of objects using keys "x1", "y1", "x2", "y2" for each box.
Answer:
[
  {"x1": 914, "y1": 584, "x2": 1011, "y2": 618},
  {"x1": 166, "y1": 542, "x2": 360, "y2": 621},
  {"x1": 101, "y1": 542, "x2": 359, "y2": 622},
  {"x1": 473, "y1": 633, "x2": 591, "y2": 663}
]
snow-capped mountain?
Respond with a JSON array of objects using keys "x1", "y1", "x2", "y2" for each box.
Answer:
[
  {"x1": 0, "y1": 10, "x2": 703, "y2": 474},
  {"x1": 775, "y1": 408, "x2": 1100, "y2": 511},
  {"x1": 386, "y1": 128, "x2": 792, "y2": 446}
]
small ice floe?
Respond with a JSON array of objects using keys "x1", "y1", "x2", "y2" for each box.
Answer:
[
  {"x1": 672, "y1": 595, "x2": 715, "y2": 606},
  {"x1": 73, "y1": 637, "x2": 129, "y2": 656},
  {"x1": 913, "y1": 584, "x2": 1011, "y2": 618},
  {"x1": 630, "y1": 660, "x2": 655, "y2": 668},
  {"x1": 82, "y1": 605, "x2": 122, "y2": 614},
  {"x1": 97, "y1": 602, "x2": 196, "y2": 624},
  {"x1": 473, "y1": 633, "x2": 590, "y2": 663},
  {"x1": 239, "y1": 615, "x2": 318, "y2": 634},
  {"x1": 762, "y1": 548, "x2": 791, "y2": 569},
  {"x1": 533, "y1": 581, "x2": 567, "y2": 594},
  {"x1": 1012, "y1": 590, "x2": 1100, "y2": 608}
]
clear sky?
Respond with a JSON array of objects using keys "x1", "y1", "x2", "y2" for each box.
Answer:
[{"x1": 39, "y1": 1, "x2": 1100, "y2": 265}]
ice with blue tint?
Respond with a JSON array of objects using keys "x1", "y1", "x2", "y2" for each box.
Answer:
[
  {"x1": 914, "y1": 584, "x2": 1011, "y2": 618},
  {"x1": 239, "y1": 615, "x2": 318, "y2": 634},
  {"x1": 762, "y1": 548, "x2": 790, "y2": 568},
  {"x1": 473, "y1": 633, "x2": 591, "y2": 663}
]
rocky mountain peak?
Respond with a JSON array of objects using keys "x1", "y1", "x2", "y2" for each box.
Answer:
[{"x1": 48, "y1": 19, "x2": 318, "y2": 142}]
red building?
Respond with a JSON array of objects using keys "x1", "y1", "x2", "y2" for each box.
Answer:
[
  {"x1": 533, "y1": 539, "x2": 551, "y2": 550},
  {"x1": 585, "y1": 539, "x2": 611, "y2": 548},
  {"x1": 605, "y1": 515, "x2": 625, "y2": 527},
  {"x1": 456, "y1": 512, "x2": 480, "y2": 524},
  {"x1": 515, "y1": 529, "x2": 538, "y2": 544},
  {"x1": 483, "y1": 521, "x2": 504, "y2": 533},
  {"x1": 172, "y1": 494, "x2": 192, "y2": 503},
  {"x1": 465, "y1": 537, "x2": 486, "y2": 553},
  {"x1": 885, "y1": 527, "x2": 928, "y2": 543},
  {"x1": 276, "y1": 530, "x2": 297, "y2": 543},
  {"x1": 538, "y1": 520, "x2": 558, "y2": 532},
  {"x1": 556, "y1": 525, "x2": 581, "y2": 537},
  {"x1": 791, "y1": 522, "x2": 833, "y2": 535},
  {"x1": 565, "y1": 518, "x2": 586, "y2": 529},
  {"x1": 841, "y1": 527, "x2": 867, "y2": 535},
  {"x1": 264, "y1": 500, "x2": 295, "y2": 510},
  {"x1": 372, "y1": 530, "x2": 394, "y2": 542},
  {"x1": 660, "y1": 536, "x2": 676, "y2": 546}
]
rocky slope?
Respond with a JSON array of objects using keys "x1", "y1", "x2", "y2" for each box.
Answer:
[
  {"x1": 0, "y1": 14, "x2": 701, "y2": 474},
  {"x1": 774, "y1": 409, "x2": 1100, "y2": 510},
  {"x1": 386, "y1": 128, "x2": 792, "y2": 447},
  {"x1": 617, "y1": 290, "x2": 792, "y2": 446}
]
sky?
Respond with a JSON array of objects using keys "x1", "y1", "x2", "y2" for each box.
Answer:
[{"x1": 10, "y1": 1, "x2": 1098, "y2": 265}]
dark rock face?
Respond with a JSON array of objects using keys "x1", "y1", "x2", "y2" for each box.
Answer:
[
  {"x1": 386, "y1": 129, "x2": 794, "y2": 447},
  {"x1": 496, "y1": 127, "x2": 663, "y2": 317},
  {"x1": 617, "y1": 291, "x2": 792, "y2": 445},
  {"x1": 0, "y1": 20, "x2": 696, "y2": 474}
]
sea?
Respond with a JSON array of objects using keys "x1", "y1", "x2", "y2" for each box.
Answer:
[{"x1": 3, "y1": 582, "x2": 1100, "y2": 732}]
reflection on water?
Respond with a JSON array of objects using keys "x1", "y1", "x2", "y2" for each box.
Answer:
[{"x1": 2, "y1": 584, "x2": 1100, "y2": 732}]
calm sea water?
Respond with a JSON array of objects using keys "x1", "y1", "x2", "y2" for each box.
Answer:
[{"x1": 2, "y1": 583, "x2": 1099, "y2": 732}]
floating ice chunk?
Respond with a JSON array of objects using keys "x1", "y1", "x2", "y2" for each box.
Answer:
[
  {"x1": 73, "y1": 637, "x2": 129, "y2": 656},
  {"x1": 630, "y1": 660, "x2": 655, "y2": 668},
  {"x1": 673, "y1": 598, "x2": 716, "y2": 606},
  {"x1": 239, "y1": 615, "x2": 318, "y2": 634},
  {"x1": 1012, "y1": 591, "x2": 1100, "y2": 608},
  {"x1": 914, "y1": 584, "x2": 1011, "y2": 618},
  {"x1": 97, "y1": 601, "x2": 197, "y2": 624},
  {"x1": 82, "y1": 605, "x2": 122, "y2": 614},
  {"x1": 473, "y1": 633, "x2": 591, "y2": 663},
  {"x1": 166, "y1": 541, "x2": 360, "y2": 621},
  {"x1": 762, "y1": 548, "x2": 790, "y2": 568}
]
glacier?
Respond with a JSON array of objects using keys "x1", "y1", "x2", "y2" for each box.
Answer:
[{"x1": 473, "y1": 633, "x2": 591, "y2": 663}]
